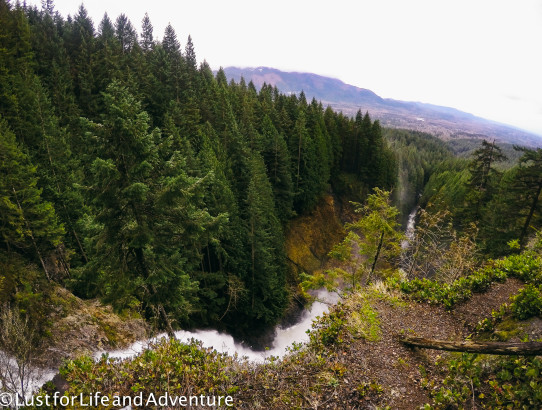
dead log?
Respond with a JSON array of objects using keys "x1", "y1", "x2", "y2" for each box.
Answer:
[{"x1": 400, "y1": 336, "x2": 542, "y2": 356}]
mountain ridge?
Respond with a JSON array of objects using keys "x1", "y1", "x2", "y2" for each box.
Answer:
[{"x1": 222, "y1": 66, "x2": 542, "y2": 147}]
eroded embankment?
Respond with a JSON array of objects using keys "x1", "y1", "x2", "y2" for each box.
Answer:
[{"x1": 285, "y1": 193, "x2": 347, "y2": 279}]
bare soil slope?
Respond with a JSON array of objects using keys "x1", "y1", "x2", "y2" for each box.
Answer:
[{"x1": 237, "y1": 278, "x2": 529, "y2": 409}]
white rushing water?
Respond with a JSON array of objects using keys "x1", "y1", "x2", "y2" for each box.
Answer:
[
  {"x1": 401, "y1": 207, "x2": 418, "y2": 249},
  {"x1": 0, "y1": 352, "x2": 57, "y2": 401},
  {"x1": 97, "y1": 289, "x2": 339, "y2": 363},
  {"x1": 0, "y1": 289, "x2": 339, "y2": 403}
]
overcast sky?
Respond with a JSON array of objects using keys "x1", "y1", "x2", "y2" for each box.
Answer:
[{"x1": 26, "y1": 0, "x2": 542, "y2": 136}]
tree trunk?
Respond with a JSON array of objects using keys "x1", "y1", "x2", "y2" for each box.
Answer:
[
  {"x1": 157, "y1": 303, "x2": 175, "y2": 339},
  {"x1": 519, "y1": 181, "x2": 542, "y2": 249},
  {"x1": 366, "y1": 230, "x2": 384, "y2": 285},
  {"x1": 400, "y1": 336, "x2": 542, "y2": 356},
  {"x1": 12, "y1": 187, "x2": 50, "y2": 281},
  {"x1": 134, "y1": 247, "x2": 175, "y2": 338},
  {"x1": 296, "y1": 130, "x2": 302, "y2": 191}
]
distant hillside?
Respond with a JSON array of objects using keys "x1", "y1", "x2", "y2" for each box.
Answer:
[{"x1": 223, "y1": 67, "x2": 542, "y2": 147}]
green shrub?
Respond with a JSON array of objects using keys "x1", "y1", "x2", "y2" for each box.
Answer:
[
  {"x1": 310, "y1": 309, "x2": 346, "y2": 346},
  {"x1": 399, "y1": 253, "x2": 542, "y2": 309},
  {"x1": 510, "y1": 284, "x2": 542, "y2": 320},
  {"x1": 59, "y1": 338, "x2": 241, "y2": 408},
  {"x1": 430, "y1": 354, "x2": 542, "y2": 409}
]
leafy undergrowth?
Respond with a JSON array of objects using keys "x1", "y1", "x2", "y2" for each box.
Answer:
[
  {"x1": 44, "y1": 253, "x2": 542, "y2": 409},
  {"x1": 48, "y1": 286, "x2": 406, "y2": 409},
  {"x1": 425, "y1": 353, "x2": 542, "y2": 409},
  {"x1": 398, "y1": 251, "x2": 542, "y2": 409},
  {"x1": 55, "y1": 339, "x2": 242, "y2": 409},
  {"x1": 398, "y1": 252, "x2": 542, "y2": 309}
]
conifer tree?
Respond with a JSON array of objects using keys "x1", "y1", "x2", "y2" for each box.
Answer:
[
  {"x1": 214, "y1": 84, "x2": 251, "y2": 199},
  {"x1": 259, "y1": 115, "x2": 293, "y2": 222},
  {"x1": 513, "y1": 147, "x2": 542, "y2": 248},
  {"x1": 26, "y1": 3, "x2": 78, "y2": 126},
  {"x1": 140, "y1": 13, "x2": 154, "y2": 52},
  {"x1": 330, "y1": 188, "x2": 403, "y2": 286},
  {"x1": 115, "y1": 13, "x2": 137, "y2": 54},
  {"x1": 465, "y1": 139, "x2": 507, "y2": 219},
  {"x1": 194, "y1": 128, "x2": 247, "y2": 324},
  {"x1": 184, "y1": 35, "x2": 197, "y2": 74},
  {"x1": 244, "y1": 153, "x2": 287, "y2": 327},
  {"x1": 290, "y1": 108, "x2": 319, "y2": 212},
  {"x1": 143, "y1": 44, "x2": 170, "y2": 126},
  {"x1": 162, "y1": 23, "x2": 180, "y2": 54},
  {"x1": 0, "y1": 0, "x2": 37, "y2": 145},
  {"x1": 307, "y1": 98, "x2": 331, "y2": 191},
  {"x1": 358, "y1": 111, "x2": 373, "y2": 181},
  {"x1": 197, "y1": 61, "x2": 220, "y2": 125},
  {"x1": 98, "y1": 13, "x2": 115, "y2": 39},
  {"x1": 257, "y1": 83, "x2": 276, "y2": 123},
  {"x1": 28, "y1": 77, "x2": 87, "y2": 267},
  {"x1": 468, "y1": 140, "x2": 506, "y2": 192},
  {"x1": 324, "y1": 106, "x2": 343, "y2": 177},
  {"x1": 81, "y1": 82, "x2": 220, "y2": 331},
  {"x1": 0, "y1": 120, "x2": 63, "y2": 280},
  {"x1": 93, "y1": 13, "x2": 120, "y2": 107},
  {"x1": 481, "y1": 171, "x2": 521, "y2": 255},
  {"x1": 181, "y1": 35, "x2": 200, "y2": 104},
  {"x1": 65, "y1": 6, "x2": 97, "y2": 115},
  {"x1": 239, "y1": 93, "x2": 260, "y2": 150},
  {"x1": 161, "y1": 23, "x2": 183, "y2": 103},
  {"x1": 215, "y1": 67, "x2": 228, "y2": 87}
]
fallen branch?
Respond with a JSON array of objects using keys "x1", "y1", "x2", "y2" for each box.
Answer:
[{"x1": 400, "y1": 336, "x2": 542, "y2": 356}]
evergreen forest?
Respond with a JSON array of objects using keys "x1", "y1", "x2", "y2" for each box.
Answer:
[
  {"x1": 0, "y1": 0, "x2": 398, "y2": 338},
  {"x1": 2, "y1": 2, "x2": 542, "y2": 408}
]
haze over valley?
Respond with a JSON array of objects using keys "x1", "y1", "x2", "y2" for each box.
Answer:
[{"x1": 223, "y1": 66, "x2": 542, "y2": 147}]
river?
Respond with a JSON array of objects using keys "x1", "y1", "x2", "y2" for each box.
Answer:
[
  {"x1": 0, "y1": 289, "x2": 338, "y2": 405},
  {"x1": 401, "y1": 207, "x2": 418, "y2": 249},
  {"x1": 5, "y1": 208, "x2": 417, "y2": 398},
  {"x1": 98, "y1": 289, "x2": 339, "y2": 363}
]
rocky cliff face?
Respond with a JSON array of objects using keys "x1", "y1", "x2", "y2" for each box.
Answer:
[
  {"x1": 285, "y1": 194, "x2": 346, "y2": 279},
  {"x1": 43, "y1": 287, "x2": 149, "y2": 367}
]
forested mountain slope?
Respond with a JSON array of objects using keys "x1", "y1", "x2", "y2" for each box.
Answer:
[
  {"x1": 0, "y1": 0, "x2": 397, "y2": 339},
  {"x1": 224, "y1": 66, "x2": 542, "y2": 147}
]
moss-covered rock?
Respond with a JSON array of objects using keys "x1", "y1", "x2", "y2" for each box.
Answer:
[{"x1": 43, "y1": 287, "x2": 148, "y2": 367}]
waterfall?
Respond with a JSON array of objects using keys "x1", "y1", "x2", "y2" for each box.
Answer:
[
  {"x1": 1, "y1": 290, "x2": 340, "y2": 403},
  {"x1": 401, "y1": 207, "x2": 418, "y2": 249},
  {"x1": 97, "y1": 289, "x2": 340, "y2": 363}
]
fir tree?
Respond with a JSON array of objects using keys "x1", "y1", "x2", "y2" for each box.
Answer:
[
  {"x1": 244, "y1": 153, "x2": 287, "y2": 327},
  {"x1": 67, "y1": 5, "x2": 97, "y2": 115},
  {"x1": 93, "y1": 13, "x2": 120, "y2": 105},
  {"x1": 115, "y1": 13, "x2": 137, "y2": 53},
  {"x1": 140, "y1": 13, "x2": 154, "y2": 52},
  {"x1": 330, "y1": 188, "x2": 403, "y2": 286},
  {"x1": 465, "y1": 139, "x2": 507, "y2": 219},
  {"x1": 161, "y1": 23, "x2": 183, "y2": 103},
  {"x1": 259, "y1": 115, "x2": 293, "y2": 222},
  {"x1": 81, "y1": 82, "x2": 221, "y2": 332},
  {"x1": 513, "y1": 147, "x2": 542, "y2": 248},
  {"x1": 0, "y1": 120, "x2": 63, "y2": 280}
]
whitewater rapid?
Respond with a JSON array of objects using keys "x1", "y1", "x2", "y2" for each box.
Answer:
[{"x1": 96, "y1": 289, "x2": 339, "y2": 363}]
